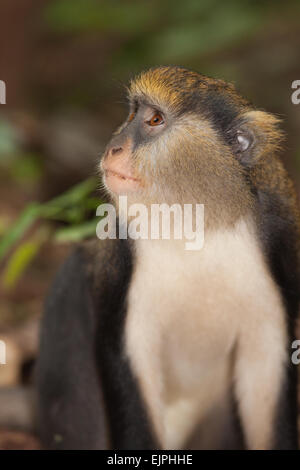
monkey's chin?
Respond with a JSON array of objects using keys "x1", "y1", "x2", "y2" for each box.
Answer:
[{"x1": 104, "y1": 169, "x2": 141, "y2": 195}]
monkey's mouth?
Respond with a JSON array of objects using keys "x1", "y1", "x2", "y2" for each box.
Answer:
[{"x1": 102, "y1": 167, "x2": 141, "y2": 194}]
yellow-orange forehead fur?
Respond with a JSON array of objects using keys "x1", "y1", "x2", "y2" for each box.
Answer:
[
  {"x1": 129, "y1": 66, "x2": 204, "y2": 111},
  {"x1": 129, "y1": 66, "x2": 246, "y2": 112},
  {"x1": 130, "y1": 68, "x2": 178, "y2": 110}
]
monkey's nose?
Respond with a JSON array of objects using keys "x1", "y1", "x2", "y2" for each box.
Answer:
[{"x1": 109, "y1": 146, "x2": 123, "y2": 156}]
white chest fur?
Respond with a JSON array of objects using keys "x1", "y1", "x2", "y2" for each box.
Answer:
[{"x1": 124, "y1": 218, "x2": 286, "y2": 449}]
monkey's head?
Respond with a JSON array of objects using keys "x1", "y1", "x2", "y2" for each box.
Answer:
[{"x1": 101, "y1": 66, "x2": 283, "y2": 225}]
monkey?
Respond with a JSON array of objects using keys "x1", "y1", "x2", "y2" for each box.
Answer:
[{"x1": 37, "y1": 66, "x2": 300, "y2": 450}]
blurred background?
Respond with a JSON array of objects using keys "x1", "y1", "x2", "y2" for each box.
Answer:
[{"x1": 0, "y1": 0, "x2": 300, "y2": 449}]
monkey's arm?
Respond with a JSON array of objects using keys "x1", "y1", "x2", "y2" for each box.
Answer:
[
  {"x1": 234, "y1": 306, "x2": 298, "y2": 450},
  {"x1": 37, "y1": 240, "x2": 158, "y2": 450},
  {"x1": 234, "y1": 167, "x2": 299, "y2": 450},
  {"x1": 37, "y1": 246, "x2": 109, "y2": 449}
]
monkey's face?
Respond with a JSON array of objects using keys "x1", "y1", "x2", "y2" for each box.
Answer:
[
  {"x1": 101, "y1": 102, "x2": 168, "y2": 197},
  {"x1": 100, "y1": 66, "x2": 281, "y2": 223}
]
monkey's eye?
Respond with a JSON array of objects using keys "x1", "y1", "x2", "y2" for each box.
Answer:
[
  {"x1": 148, "y1": 112, "x2": 164, "y2": 127},
  {"x1": 128, "y1": 112, "x2": 136, "y2": 122}
]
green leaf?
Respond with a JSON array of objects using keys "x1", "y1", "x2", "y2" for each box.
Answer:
[
  {"x1": 0, "y1": 177, "x2": 99, "y2": 262},
  {"x1": 0, "y1": 216, "x2": 10, "y2": 237},
  {"x1": 54, "y1": 219, "x2": 98, "y2": 243},
  {"x1": 2, "y1": 239, "x2": 41, "y2": 289},
  {"x1": 0, "y1": 203, "x2": 41, "y2": 261},
  {"x1": 41, "y1": 177, "x2": 98, "y2": 216}
]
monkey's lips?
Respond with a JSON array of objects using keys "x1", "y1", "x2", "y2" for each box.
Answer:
[{"x1": 102, "y1": 165, "x2": 141, "y2": 194}]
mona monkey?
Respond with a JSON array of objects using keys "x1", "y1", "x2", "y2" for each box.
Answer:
[{"x1": 37, "y1": 66, "x2": 300, "y2": 450}]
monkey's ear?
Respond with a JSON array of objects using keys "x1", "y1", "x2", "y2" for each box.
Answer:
[{"x1": 228, "y1": 110, "x2": 284, "y2": 167}]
